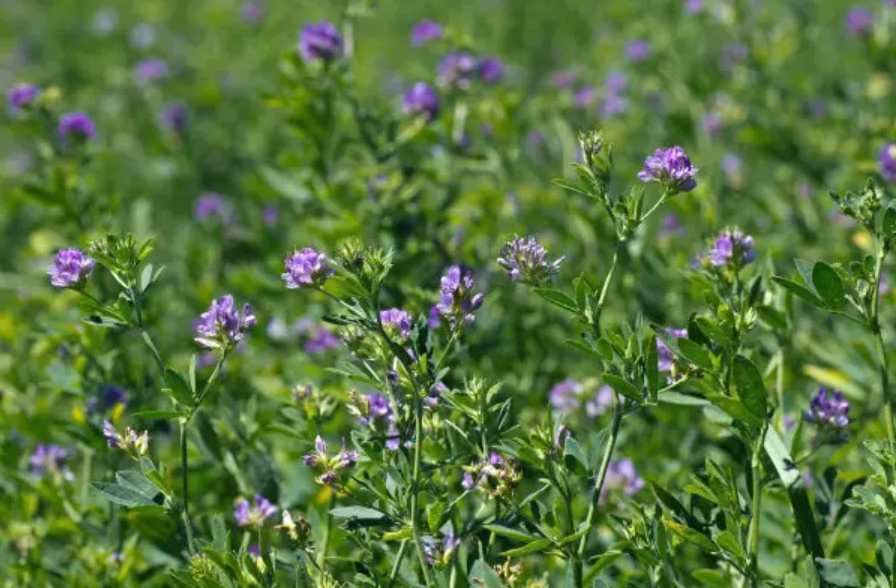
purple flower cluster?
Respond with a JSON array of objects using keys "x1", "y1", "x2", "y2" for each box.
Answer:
[
  {"x1": 194, "y1": 193, "x2": 228, "y2": 222},
  {"x1": 298, "y1": 21, "x2": 344, "y2": 63},
  {"x1": 380, "y1": 308, "x2": 412, "y2": 341},
  {"x1": 412, "y1": 20, "x2": 443, "y2": 46},
  {"x1": 600, "y1": 73, "x2": 629, "y2": 118},
  {"x1": 422, "y1": 530, "x2": 460, "y2": 567},
  {"x1": 637, "y1": 146, "x2": 699, "y2": 193},
  {"x1": 804, "y1": 388, "x2": 850, "y2": 430},
  {"x1": 625, "y1": 39, "x2": 652, "y2": 62},
  {"x1": 549, "y1": 378, "x2": 583, "y2": 412},
  {"x1": 160, "y1": 102, "x2": 188, "y2": 134},
  {"x1": 30, "y1": 444, "x2": 74, "y2": 481},
  {"x1": 48, "y1": 248, "x2": 96, "y2": 289},
  {"x1": 437, "y1": 52, "x2": 479, "y2": 90},
  {"x1": 478, "y1": 57, "x2": 505, "y2": 84},
  {"x1": 403, "y1": 82, "x2": 440, "y2": 120},
  {"x1": 497, "y1": 235, "x2": 564, "y2": 286},
  {"x1": 353, "y1": 391, "x2": 394, "y2": 427},
  {"x1": 461, "y1": 452, "x2": 522, "y2": 497},
  {"x1": 303, "y1": 436, "x2": 359, "y2": 485},
  {"x1": 194, "y1": 295, "x2": 257, "y2": 350},
  {"x1": 707, "y1": 229, "x2": 756, "y2": 267},
  {"x1": 234, "y1": 494, "x2": 277, "y2": 528},
  {"x1": 59, "y1": 112, "x2": 97, "y2": 142},
  {"x1": 879, "y1": 144, "x2": 896, "y2": 183},
  {"x1": 304, "y1": 328, "x2": 341, "y2": 354},
  {"x1": 283, "y1": 248, "x2": 335, "y2": 289},
  {"x1": 241, "y1": 1, "x2": 264, "y2": 24},
  {"x1": 135, "y1": 58, "x2": 168, "y2": 83},
  {"x1": 102, "y1": 420, "x2": 150, "y2": 458},
  {"x1": 586, "y1": 385, "x2": 614, "y2": 418},
  {"x1": 846, "y1": 7, "x2": 874, "y2": 36},
  {"x1": 599, "y1": 458, "x2": 644, "y2": 505},
  {"x1": 8, "y1": 83, "x2": 39, "y2": 112},
  {"x1": 435, "y1": 266, "x2": 483, "y2": 330}
]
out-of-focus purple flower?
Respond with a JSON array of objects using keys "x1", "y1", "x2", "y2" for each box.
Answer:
[
  {"x1": 427, "y1": 305, "x2": 441, "y2": 329},
  {"x1": 103, "y1": 385, "x2": 127, "y2": 408},
  {"x1": 422, "y1": 529, "x2": 460, "y2": 567},
  {"x1": 304, "y1": 328, "x2": 341, "y2": 354},
  {"x1": 809, "y1": 100, "x2": 827, "y2": 119},
  {"x1": 720, "y1": 43, "x2": 748, "y2": 72},
  {"x1": 707, "y1": 229, "x2": 756, "y2": 267},
  {"x1": 248, "y1": 544, "x2": 261, "y2": 557},
  {"x1": 160, "y1": 102, "x2": 188, "y2": 134},
  {"x1": 403, "y1": 82, "x2": 440, "y2": 120},
  {"x1": 551, "y1": 71, "x2": 577, "y2": 89},
  {"x1": 194, "y1": 294, "x2": 257, "y2": 350},
  {"x1": 879, "y1": 144, "x2": 896, "y2": 182},
  {"x1": 600, "y1": 94, "x2": 628, "y2": 118},
  {"x1": 135, "y1": 58, "x2": 168, "y2": 83},
  {"x1": 586, "y1": 385, "x2": 614, "y2": 418},
  {"x1": 411, "y1": 20, "x2": 442, "y2": 46},
  {"x1": 783, "y1": 414, "x2": 795, "y2": 431},
  {"x1": 702, "y1": 112, "x2": 722, "y2": 137},
  {"x1": 574, "y1": 86, "x2": 598, "y2": 108},
  {"x1": 599, "y1": 458, "x2": 644, "y2": 504},
  {"x1": 846, "y1": 7, "x2": 874, "y2": 36},
  {"x1": 130, "y1": 24, "x2": 156, "y2": 49},
  {"x1": 435, "y1": 266, "x2": 483, "y2": 330},
  {"x1": 550, "y1": 378, "x2": 583, "y2": 412},
  {"x1": 497, "y1": 235, "x2": 564, "y2": 286},
  {"x1": 194, "y1": 193, "x2": 227, "y2": 222},
  {"x1": 234, "y1": 494, "x2": 277, "y2": 528},
  {"x1": 103, "y1": 421, "x2": 121, "y2": 448},
  {"x1": 59, "y1": 113, "x2": 97, "y2": 141},
  {"x1": 298, "y1": 21, "x2": 344, "y2": 63},
  {"x1": 804, "y1": 388, "x2": 850, "y2": 430},
  {"x1": 657, "y1": 328, "x2": 688, "y2": 373},
  {"x1": 625, "y1": 39, "x2": 652, "y2": 62},
  {"x1": 637, "y1": 146, "x2": 699, "y2": 193},
  {"x1": 7, "y1": 83, "x2": 39, "y2": 113},
  {"x1": 605, "y1": 72, "x2": 627, "y2": 93},
  {"x1": 437, "y1": 52, "x2": 478, "y2": 91},
  {"x1": 48, "y1": 249, "x2": 96, "y2": 289},
  {"x1": 685, "y1": 0, "x2": 704, "y2": 14},
  {"x1": 722, "y1": 154, "x2": 744, "y2": 185},
  {"x1": 527, "y1": 130, "x2": 546, "y2": 148},
  {"x1": 241, "y1": 1, "x2": 265, "y2": 24},
  {"x1": 303, "y1": 436, "x2": 358, "y2": 485},
  {"x1": 30, "y1": 444, "x2": 74, "y2": 481},
  {"x1": 478, "y1": 57, "x2": 504, "y2": 83},
  {"x1": 283, "y1": 248, "x2": 334, "y2": 289},
  {"x1": 660, "y1": 214, "x2": 683, "y2": 240},
  {"x1": 262, "y1": 204, "x2": 278, "y2": 225},
  {"x1": 380, "y1": 308, "x2": 412, "y2": 341},
  {"x1": 92, "y1": 9, "x2": 119, "y2": 36}
]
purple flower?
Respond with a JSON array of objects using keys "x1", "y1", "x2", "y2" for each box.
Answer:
[
  {"x1": 478, "y1": 57, "x2": 504, "y2": 83},
  {"x1": 234, "y1": 494, "x2": 277, "y2": 528},
  {"x1": 722, "y1": 154, "x2": 744, "y2": 185},
  {"x1": 637, "y1": 146, "x2": 699, "y2": 193},
  {"x1": 103, "y1": 420, "x2": 121, "y2": 448},
  {"x1": 551, "y1": 71, "x2": 577, "y2": 89},
  {"x1": 381, "y1": 308, "x2": 412, "y2": 341},
  {"x1": 527, "y1": 130, "x2": 546, "y2": 148},
  {"x1": 425, "y1": 381, "x2": 447, "y2": 408},
  {"x1": 660, "y1": 214, "x2": 683, "y2": 240},
  {"x1": 135, "y1": 58, "x2": 168, "y2": 83},
  {"x1": 550, "y1": 378, "x2": 583, "y2": 412},
  {"x1": 685, "y1": 0, "x2": 704, "y2": 14},
  {"x1": 600, "y1": 93, "x2": 629, "y2": 118},
  {"x1": 160, "y1": 102, "x2": 188, "y2": 134},
  {"x1": 303, "y1": 436, "x2": 358, "y2": 485},
  {"x1": 720, "y1": 43, "x2": 748, "y2": 72},
  {"x1": 304, "y1": 328, "x2": 341, "y2": 354},
  {"x1": 102, "y1": 421, "x2": 150, "y2": 457},
  {"x1": 804, "y1": 388, "x2": 851, "y2": 430},
  {"x1": 194, "y1": 193, "x2": 227, "y2": 222},
  {"x1": 574, "y1": 86, "x2": 598, "y2": 108},
  {"x1": 702, "y1": 112, "x2": 723, "y2": 137},
  {"x1": 248, "y1": 544, "x2": 261, "y2": 557},
  {"x1": 194, "y1": 294, "x2": 257, "y2": 350},
  {"x1": 599, "y1": 458, "x2": 644, "y2": 504},
  {"x1": 403, "y1": 82, "x2": 440, "y2": 120},
  {"x1": 7, "y1": 83, "x2": 39, "y2": 112},
  {"x1": 262, "y1": 204, "x2": 279, "y2": 225},
  {"x1": 437, "y1": 52, "x2": 478, "y2": 91},
  {"x1": 657, "y1": 328, "x2": 688, "y2": 373},
  {"x1": 241, "y1": 1, "x2": 264, "y2": 24},
  {"x1": 412, "y1": 20, "x2": 442, "y2": 46},
  {"x1": 586, "y1": 385, "x2": 614, "y2": 418},
  {"x1": 846, "y1": 7, "x2": 874, "y2": 36},
  {"x1": 497, "y1": 235, "x2": 564, "y2": 285},
  {"x1": 283, "y1": 248, "x2": 334, "y2": 289},
  {"x1": 357, "y1": 392, "x2": 393, "y2": 426},
  {"x1": 30, "y1": 444, "x2": 74, "y2": 481},
  {"x1": 59, "y1": 112, "x2": 97, "y2": 141},
  {"x1": 879, "y1": 144, "x2": 896, "y2": 182},
  {"x1": 299, "y1": 21, "x2": 343, "y2": 63},
  {"x1": 48, "y1": 248, "x2": 96, "y2": 289},
  {"x1": 625, "y1": 39, "x2": 652, "y2": 62},
  {"x1": 605, "y1": 73, "x2": 628, "y2": 93},
  {"x1": 90, "y1": 385, "x2": 127, "y2": 412},
  {"x1": 427, "y1": 305, "x2": 441, "y2": 329},
  {"x1": 707, "y1": 229, "x2": 755, "y2": 267},
  {"x1": 435, "y1": 266, "x2": 484, "y2": 330},
  {"x1": 422, "y1": 529, "x2": 460, "y2": 567}
]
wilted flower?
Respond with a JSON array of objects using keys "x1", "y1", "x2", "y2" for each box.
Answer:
[
  {"x1": 625, "y1": 39, "x2": 652, "y2": 62},
  {"x1": 411, "y1": 20, "x2": 442, "y2": 45},
  {"x1": 194, "y1": 193, "x2": 227, "y2": 222},
  {"x1": 7, "y1": 83, "x2": 39, "y2": 113},
  {"x1": 48, "y1": 248, "x2": 96, "y2": 289},
  {"x1": 276, "y1": 510, "x2": 312, "y2": 546},
  {"x1": 194, "y1": 294, "x2": 257, "y2": 350},
  {"x1": 403, "y1": 82, "x2": 440, "y2": 120},
  {"x1": 298, "y1": 21, "x2": 344, "y2": 63},
  {"x1": 102, "y1": 420, "x2": 150, "y2": 459},
  {"x1": 422, "y1": 529, "x2": 460, "y2": 567},
  {"x1": 478, "y1": 57, "x2": 504, "y2": 83},
  {"x1": 437, "y1": 52, "x2": 478, "y2": 91},
  {"x1": 846, "y1": 7, "x2": 874, "y2": 36},
  {"x1": 30, "y1": 444, "x2": 74, "y2": 481},
  {"x1": 435, "y1": 266, "x2": 484, "y2": 330},
  {"x1": 637, "y1": 146, "x2": 698, "y2": 193},
  {"x1": 380, "y1": 308, "x2": 412, "y2": 341},
  {"x1": 234, "y1": 495, "x2": 277, "y2": 529},
  {"x1": 303, "y1": 436, "x2": 358, "y2": 485},
  {"x1": 879, "y1": 144, "x2": 896, "y2": 182},
  {"x1": 549, "y1": 378, "x2": 583, "y2": 412},
  {"x1": 59, "y1": 112, "x2": 97, "y2": 141},
  {"x1": 586, "y1": 385, "x2": 614, "y2": 418},
  {"x1": 283, "y1": 248, "x2": 335, "y2": 289},
  {"x1": 160, "y1": 102, "x2": 188, "y2": 134},
  {"x1": 497, "y1": 235, "x2": 564, "y2": 286},
  {"x1": 135, "y1": 58, "x2": 168, "y2": 83},
  {"x1": 804, "y1": 388, "x2": 850, "y2": 431},
  {"x1": 707, "y1": 229, "x2": 755, "y2": 267},
  {"x1": 599, "y1": 458, "x2": 644, "y2": 504}
]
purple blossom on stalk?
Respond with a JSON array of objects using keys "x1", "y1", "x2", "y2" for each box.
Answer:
[
  {"x1": 380, "y1": 308, "x2": 412, "y2": 341},
  {"x1": 303, "y1": 436, "x2": 358, "y2": 485},
  {"x1": 48, "y1": 249, "x2": 96, "y2": 289},
  {"x1": 574, "y1": 86, "x2": 598, "y2": 108},
  {"x1": 30, "y1": 444, "x2": 74, "y2": 481},
  {"x1": 194, "y1": 193, "x2": 227, "y2": 222},
  {"x1": 707, "y1": 229, "x2": 756, "y2": 267},
  {"x1": 586, "y1": 385, "x2": 614, "y2": 418},
  {"x1": 437, "y1": 52, "x2": 478, "y2": 91},
  {"x1": 425, "y1": 381, "x2": 447, "y2": 408},
  {"x1": 702, "y1": 112, "x2": 722, "y2": 137},
  {"x1": 427, "y1": 305, "x2": 441, "y2": 329},
  {"x1": 478, "y1": 57, "x2": 504, "y2": 83},
  {"x1": 194, "y1": 294, "x2": 257, "y2": 350},
  {"x1": 879, "y1": 144, "x2": 896, "y2": 182},
  {"x1": 354, "y1": 392, "x2": 393, "y2": 426},
  {"x1": 135, "y1": 58, "x2": 168, "y2": 83},
  {"x1": 160, "y1": 102, "x2": 188, "y2": 134},
  {"x1": 625, "y1": 39, "x2": 652, "y2": 62},
  {"x1": 102, "y1": 420, "x2": 150, "y2": 458},
  {"x1": 304, "y1": 328, "x2": 341, "y2": 354},
  {"x1": 7, "y1": 83, "x2": 39, "y2": 112},
  {"x1": 657, "y1": 328, "x2": 688, "y2": 373},
  {"x1": 637, "y1": 146, "x2": 699, "y2": 193},
  {"x1": 234, "y1": 494, "x2": 277, "y2": 529},
  {"x1": 846, "y1": 7, "x2": 874, "y2": 36},
  {"x1": 241, "y1": 1, "x2": 264, "y2": 24},
  {"x1": 435, "y1": 266, "x2": 484, "y2": 330},
  {"x1": 103, "y1": 421, "x2": 121, "y2": 448},
  {"x1": 422, "y1": 529, "x2": 460, "y2": 567},
  {"x1": 550, "y1": 378, "x2": 583, "y2": 412},
  {"x1": 599, "y1": 458, "x2": 644, "y2": 504},
  {"x1": 497, "y1": 235, "x2": 564, "y2": 286},
  {"x1": 411, "y1": 20, "x2": 442, "y2": 46},
  {"x1": 402, "y1": 82, "x2": 440, "y2": 120},
  {"x1": 804, "y1": 388, "x2": 851, "y2": 431},
  {"x1": 59, "y1": 112, "x2": 97, "y2": 141},
  {"x1": 282, "y1": 248, "x2": 335, "y2": 289},
  {"x1": 298, "y1": 21, "x2": 344, "y2": 63}
]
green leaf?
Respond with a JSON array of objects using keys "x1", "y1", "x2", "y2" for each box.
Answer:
[
  {"x1": 705, "y1": 395, "x2": 764, "y2": 427},
  {"x1": 116, "y1": 470, "x2": 165, "y2": 504},
  {"x1": 677, "y1": 339, "x2": 712, "y2": 370},
  {"x1": 714, "y1": 530, "x2": 744, "y2": 563},
  {"x1": 692, "y1": 569, "x2": 729, "y2": 588},
  {"x1": 483, "y1": 525, "x2": 538, "y2": 543},
  {"x1": 883, "y1": 203, "x2": 896, "y2": 239},
  {"x1": 553, "y1": 178, "x2": 592, "y2": 198},
  {"x1": 427, "y1": 501, "x2": 446, "y2": 534},
  {"x1": 533, "y1": 288, "x2": 579, "y2": 313},
  {"x1": 732, "y1": 356, "x2": 768, "y2": 422},
  {"x1": 259, "y1": 166, "x2": 311, "y2": 203},
  {"x1": 564, "y1": 436, "x2": 590, "y2": 472},
  {"x1": 812, "y1": 262, "x2": 846, "y2": 310},
  {"x1": 163, "y1": 369, "x2": 194, "y2": 408},
  {"x1": 501, "y1": 537, "x2": 553, "y2": 557},
  {"x1": 663, "y1": 519, "x2": 718, "y2": 553},
  {"x1": 91, "y1": 482, "x2": 160, "y2": 507},
  {"x1": 601, "y1": 373, "x2": 641, "y2": 402},
  {"x1": 468, "y1": 559, "x2": 506, "y2": 588},
  {"x1": 694, "y1": 316, "x2": 732, "y2": 347},
  {"x1": 771, "y1": 276, "x2": 826, "y2": 308},
  {"x1": 132, "y1": 410, "x2": 186, "y2": 420},
  {"x1": 877, "y1": 540, "x2": 893, "y2": 577},
  {"x1": 815, "y1": 559, "x2": 860, "y2": 587},
  {"x1": 583, "y1": 552, "x2": 624, "y2": 584},
  {"x1": 329, "y1": 506, "x2": 391, "y2": 525},
  {"x1": 645, "y1": 336, "x2": 659, "y2": 402}
]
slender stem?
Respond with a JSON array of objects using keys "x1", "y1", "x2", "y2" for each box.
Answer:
[
  {"x1": 593, "y1": 241, "x2": 624, "y2": 337},
  {"x1": 451, "y1": 100, "x2": 468, "y2": 146},
  {"x1": 434, "y1": 332, "x2": 461, "y2": 378},
  {"x1": 575, "y1": 403, "x2": 624, "y2": 565},
  {"x1": 747, "y1": 426, "x2": 767, "y2": 587},
  {"x1": 318, "y1": 491, "x2": 336, "y2": 569},
  {"x1": 410, "y1": 390, "x2": 435, "y2": 587},
  {"x1": 181, "y1": 420, "x2": 195, "y2": 554},
  {"x1": 640, "y1": 191, "x2": 669, "y2": 225},
  {"x1": 388, "y1": 539, "x2": 410, "y2": 587},
  {"x1": 775, "y1": 348, "x2": 785, "y2": 429}
]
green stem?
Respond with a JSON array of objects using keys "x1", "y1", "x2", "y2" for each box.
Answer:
[
  {"x1": 318, "y1": 491, "x2": 336, "y2": 569},
  {"x1": 388, "y1": 539, "x2": 410, "y2": 587},
  {"x1": 639, "y1": 190, "x2": 670, "y2": 224},
  {"x1": 593, "y1": 241, "x2": 624, "y2": 337},
  {"x1": 410, "y1": 390, "x2": 435, "y2": 587},
  {"x1": 181, "y1": 420, "x2": 195, "y2": 554},
  {"x1": 747, "y1": 426, "x2": 767, "y2": 587}
]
